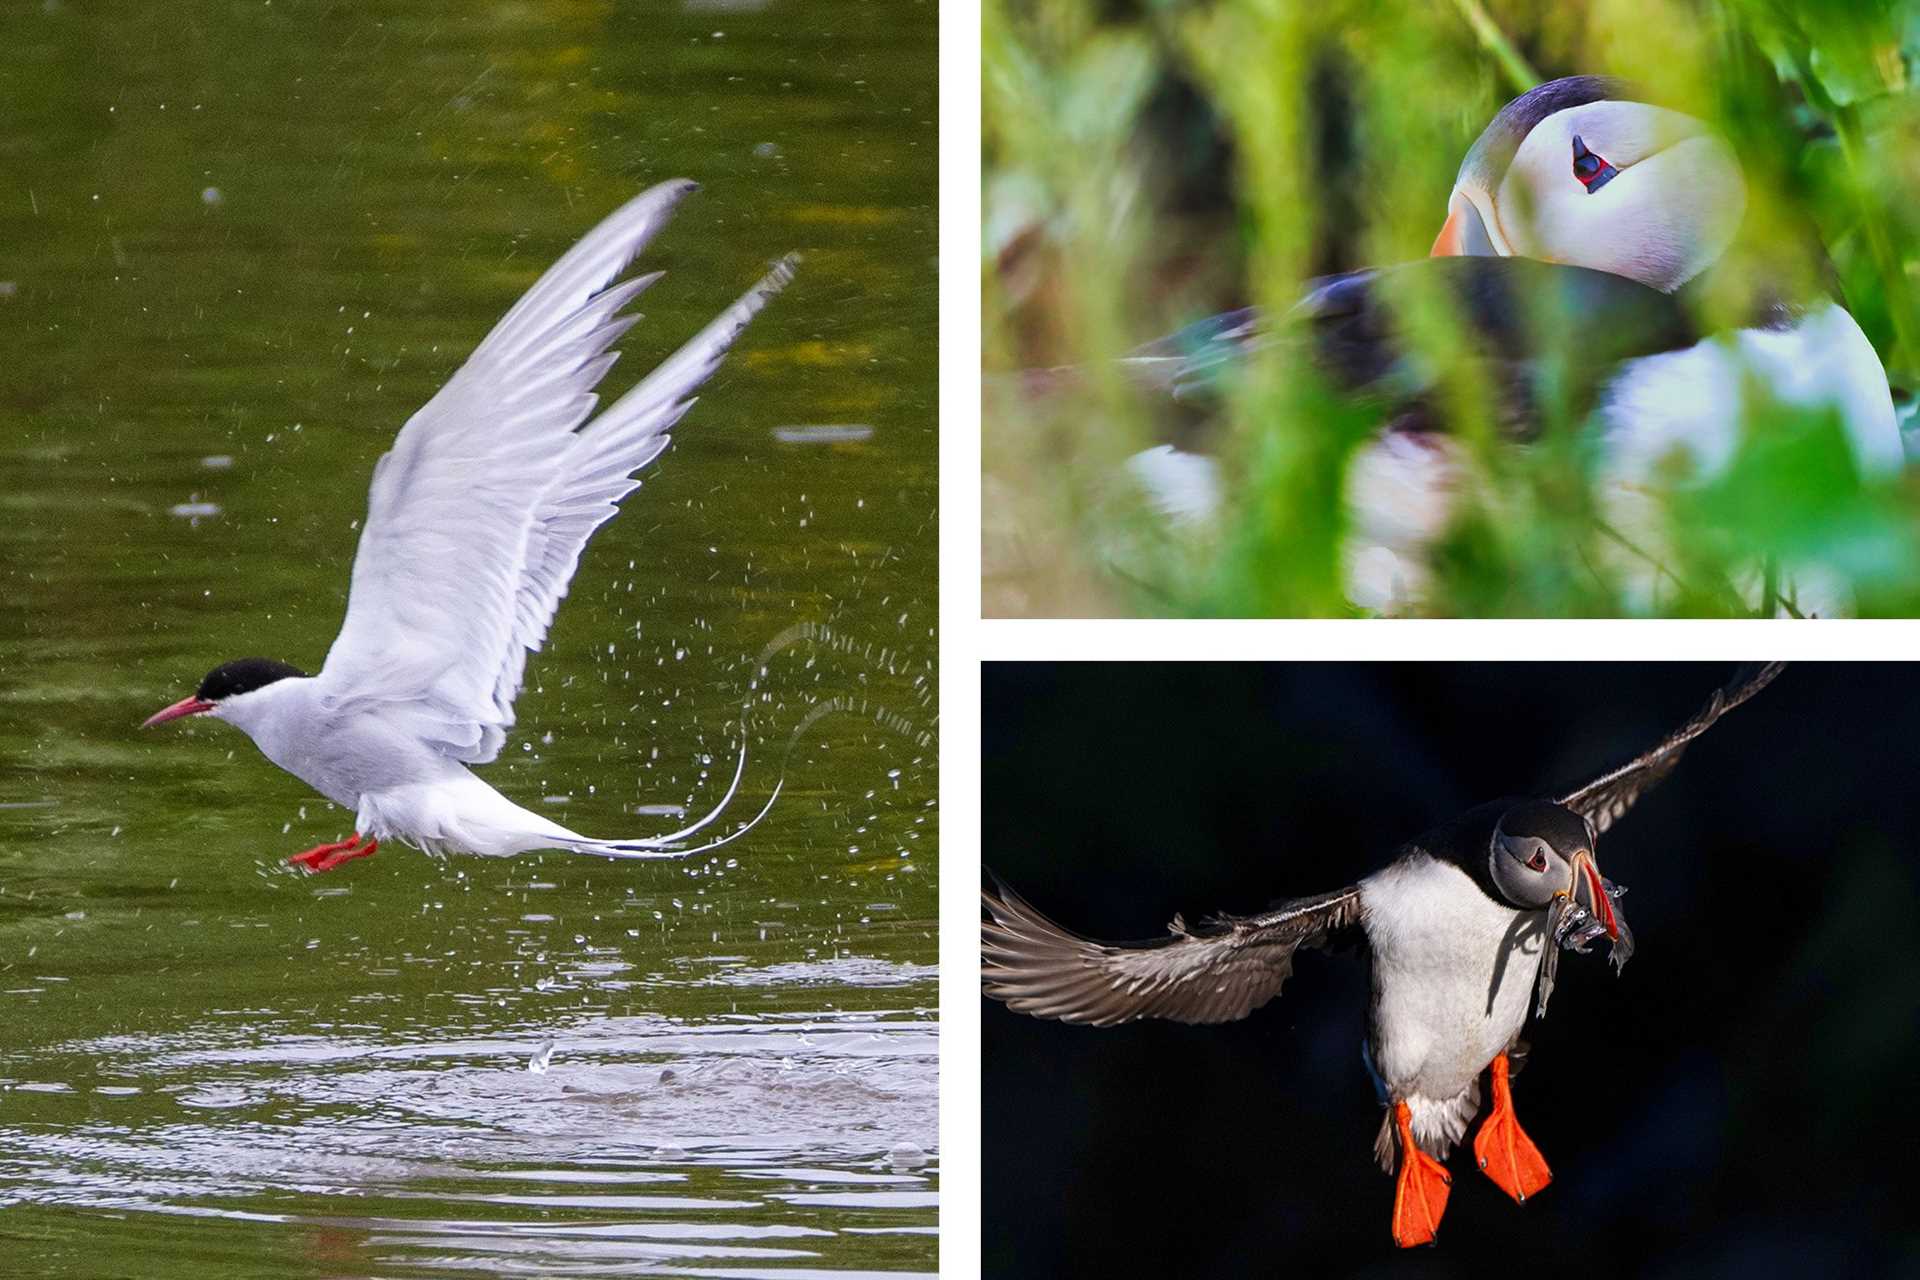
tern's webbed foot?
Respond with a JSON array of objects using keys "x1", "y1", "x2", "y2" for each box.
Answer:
[
  {"x1": 288, "y1": 834, "x2": 378, "y2": 872},
  {"x1": 313, "y1": 838, "x2": 377, "y2": 872}
]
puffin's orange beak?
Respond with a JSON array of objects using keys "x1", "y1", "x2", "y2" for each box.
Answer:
[
  {"x1": 142, "y1": 696, "x2": 214, "y2": 727},
  {"x1": 1567, "y1": 848, "x2": 1634, "y2": 972},
  {"x1": 1569, "y1": 852, "x2": 1620, "y2": 940},
  {"x1": 1431, "y1": 191, "x2": 1498, "y2": 258}
]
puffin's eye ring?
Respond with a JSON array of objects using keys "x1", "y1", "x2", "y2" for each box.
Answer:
[
  {"x1": 1571, "y1": 134, "x2": 1619, "y2": 194},
  {"x1": 1527, "y1": 851, "x2": 1548, "y2": 872}
]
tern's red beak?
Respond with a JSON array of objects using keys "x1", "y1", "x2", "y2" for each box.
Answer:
[{"x1": 142, "y1": 696, "x2": 215, "y2": 727}]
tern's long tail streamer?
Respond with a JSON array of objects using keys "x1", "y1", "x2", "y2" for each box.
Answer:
[{"x1": 558, "y1": 619, "x2": 933, "y2": 862}]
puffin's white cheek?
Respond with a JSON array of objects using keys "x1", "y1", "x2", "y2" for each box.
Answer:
[
  {"x1": 1497, "y1": 134, "x2": 1745, "y2": 292},
  {"x1": 1608, "y1": 136, "x2": 1745, "y2": 289},
  {"x1": 1488, "y1": 173, "x2": 1545, "y2": 259},
  {"x1": 1491, "y1": 162, "x2": 1613, "y2": 266},
  {"x1": 1551, "y1": 179, "x2": 1672, "y2": 281},
  {"x1": 1660, "y1": 135, "x2": 1744, "y2": 254}
]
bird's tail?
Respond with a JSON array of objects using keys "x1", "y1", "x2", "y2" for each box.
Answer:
[{"x1": 554, "y1": 735, "x2": 782, "y2": 861}]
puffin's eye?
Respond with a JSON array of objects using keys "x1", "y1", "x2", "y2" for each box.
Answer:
[
  {"x1": 1527, "y1": 850, "x2": 1548, "y2": 872},
  {"x1": 1571, "y1": 134, "x2": 1618, "y2": 193}
]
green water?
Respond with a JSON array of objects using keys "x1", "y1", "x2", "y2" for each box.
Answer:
[{"x1": 0, "y1": 1, "x2": 938, "y2": 1275}]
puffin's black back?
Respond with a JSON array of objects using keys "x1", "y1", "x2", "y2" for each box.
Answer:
[
  {"x1": 1401, "y1": 796, "x2": 1522, "y2": 906},
  {"x1": 1301, "y1": 257, "x2": 1701, "y2": 431},
  {"x1": 1157, "y1": 256, "x2": 1702, "y2": 439},
  {"x1": 196, "y1": 657, "x2": 306, "y2": 701}
]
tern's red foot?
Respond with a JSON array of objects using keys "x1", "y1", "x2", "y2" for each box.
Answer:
[
  {"x1": 1474, "y1": 1052, "x2": 1552, "y2": 1204},
  {"x1": 1390, "y1": 1100, "x2": 1451, "y2": 1248},
  {"x1": 312, "y1": 838, "x2": 377, "y2": 873},
  {"x1": 287, "y1": 835, "x2": 361, "y2": 870}
]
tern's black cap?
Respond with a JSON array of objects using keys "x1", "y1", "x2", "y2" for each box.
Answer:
[{"x1": 196, "y1": 657, "x2": 306, "y2": 702}]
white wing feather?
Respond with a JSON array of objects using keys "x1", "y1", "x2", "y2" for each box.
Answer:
[{"x1": 318, "y1": 180, "x2": 795, "y2": 762}]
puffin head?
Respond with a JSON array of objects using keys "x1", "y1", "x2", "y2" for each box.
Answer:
[
  {"x1": 1488, "y1": 799, "x2": 1633, "y2": 964},
  {"x1": 1432, "y1": 76, "x2": 1746, "y2": 293}
]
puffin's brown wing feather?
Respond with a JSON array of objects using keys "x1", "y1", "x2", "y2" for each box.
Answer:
[
  {"x1": 1559, "y1": 662, "x2": 1784, "y2": 836},
  {"x1": 981, "y1": 878, "x2": 1363, "y2": 1028}
]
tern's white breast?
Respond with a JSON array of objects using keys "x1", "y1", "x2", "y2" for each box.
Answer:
[{"x1": 217, "y1": 677, "x2": 459, "y2": 811}]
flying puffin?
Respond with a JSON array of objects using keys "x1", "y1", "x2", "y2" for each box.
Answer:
[
  {"x1": 981, "y1": 663, "x2": 1783, "y2": 1247},
  {"x1": 1117, "y1": 76, "x2": 1902, "y2": 614}
]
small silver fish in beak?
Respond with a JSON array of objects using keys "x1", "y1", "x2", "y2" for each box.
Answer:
[
  {"x1": 1562, "y1": 848, "x2": 1634, "y2": 972},
  {"x1": 1535, "y1": 850, "x2": 1633, "y2": 1018}
]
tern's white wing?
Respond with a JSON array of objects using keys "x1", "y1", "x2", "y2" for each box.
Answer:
[{"x1": 318, "y1": 180, "x2": 795, "y2": 762}]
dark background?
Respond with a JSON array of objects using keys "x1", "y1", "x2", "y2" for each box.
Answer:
[{"x1": 983, "y1": 664, "x2": 1920, "y2": 1277}]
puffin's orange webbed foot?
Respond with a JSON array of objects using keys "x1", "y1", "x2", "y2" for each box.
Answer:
[
  {"x1": 1474, "y1": 1051, "x2": 1552, "y2": 1204},
  {"x1": 1390, "y1": 1100, "x2": 1452, "y2": 1248}
]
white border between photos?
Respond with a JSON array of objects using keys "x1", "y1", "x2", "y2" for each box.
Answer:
[
  {"x1": 939, "y1": 0, "x2": 983, "y2": 1273},
  {"x1": 975, "y1": 618, "x2": 1920, "y2": 663}
]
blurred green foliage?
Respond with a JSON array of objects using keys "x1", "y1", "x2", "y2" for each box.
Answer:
[{"x1": 983, "y1": 0, "x2": 1920, "y2": 616}]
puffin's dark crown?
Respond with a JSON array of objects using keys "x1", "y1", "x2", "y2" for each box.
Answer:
[
  {"x1": 1459, "y1": 75, "x2": 1629, "y2": 192},
  {"x1": 1497, "y1": 798, "x2": 1591, "y2": 850},
  {"x1": 196, "y1": 657, "x2": 306, "y2": 701}
]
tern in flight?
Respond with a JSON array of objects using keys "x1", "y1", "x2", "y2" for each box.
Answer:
[{"x1": 144, "y1": 181, "x2": 793, "y2": 872}]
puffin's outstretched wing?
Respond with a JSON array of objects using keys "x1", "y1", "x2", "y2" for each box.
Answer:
[
  {"x1": 1559, "y1": 662, "x2": 1785, "y2": 836},
  {"x1": 982, "y1": 877, "x2": 1362, "y2": 1028}
]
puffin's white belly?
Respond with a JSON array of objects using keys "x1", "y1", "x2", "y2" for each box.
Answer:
[
  {"x1": 1360, "y1": 853, "x2": 1546, "y2": 1154},
  {"x1": 1339, "y1": 302, "x2": 1900, "y2": 616},
  {"x1": 1590, "y1": 304, "x2": 1900, "y2": 616},
  {"x1": 1598, "y1": 301, "x2": 1901, "y2": 483}
]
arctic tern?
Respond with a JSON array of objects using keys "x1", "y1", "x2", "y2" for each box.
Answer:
[{"x1": 143, "y1": 180, "x2": 792, "y2": 872}]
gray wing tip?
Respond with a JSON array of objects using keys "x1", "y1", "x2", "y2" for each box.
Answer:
[
  {"x1": 981, "y1": 874, "x2": 1331, "y2": 1029},
  {"x1": 759, "y1": 252, "x2": 801, "y2": 298},
  {"x1": 980, "y1": 879, "x2": 1126, "y2": 1026},
  {"x1": 980, "y1": 873, "x2": 1056, "y2": 945},
  {"x1": 1560, "y1": 661, "x2": 1786, "y2": 820},
  {"x1": 603, "y1": 180, "x2": 701, "y2": 236},
  {"x1": 981, "y1": 876, "x2": 1095, "y2": 965},
  {"x1": 711, "y1": 254, "x2": 799, "y2": 335},
  {"x1": 1733, "y1": 661, "x2": 1787, "y2": 699},
  {"x1": 718, "y1": 254, "x2": 799, "y2": 334}
]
